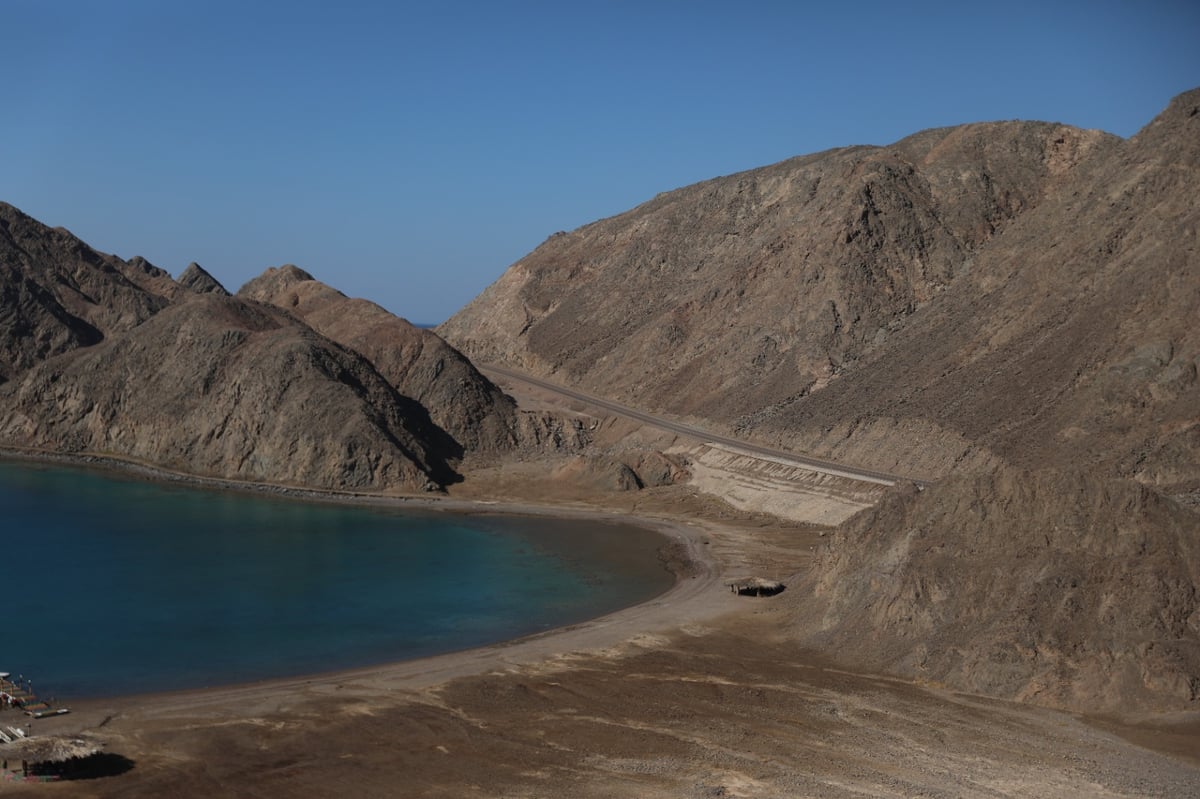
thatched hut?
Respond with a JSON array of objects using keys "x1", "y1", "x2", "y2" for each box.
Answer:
[
  {"x1": 1, "y1": 735, "x2": 104, "y2": 782},
  {"x1": 728, "y1": 577, "x2": 786, "y2": 597}
]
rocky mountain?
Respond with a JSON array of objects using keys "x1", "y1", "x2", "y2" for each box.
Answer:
[
  {"x1": 0, "y1": 293, "x2": 455, "y2": 490},
  {"x1": 435, "y1": 90, "x2": 1200, "y2": 714},
  {"x1": 792, "y1": 467, "x2": 1200, "y2": 713},
  {"x1": 238, "y1": 266, "x2": 586, "y2": 463},
  {"x1": 440, "y1": 89, "x2": 1199, "y2": 492},
  {"x1": 0, "y1": 202, "x2": 168, "y2": 381},
  {"x1": 749, "y1": 88, "x2": 1200, "y2": 489},
  {"x1": 178, "y1": 262, "x2": 230, "y2": 295},
  {"x1": 0, "y1": 206, "x2": 536, "y2": 490},
  {"x1": 0, "y1": 202, "x2": 590, "y2": 490},
  {"x1": 238, "y1": 266, "x2": 522, "y2": 458}
]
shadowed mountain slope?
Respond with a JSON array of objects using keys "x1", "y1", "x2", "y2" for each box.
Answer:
[{"x1": 0, "y1": 202, "x2": 169, "y2": 381}]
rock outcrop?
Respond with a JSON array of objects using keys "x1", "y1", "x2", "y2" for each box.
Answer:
[
  {"x1": 178, "y1": 262, "x2": 230, "y2": 295},
  {"x1": 793, "y1": 467, "x2": 1200, "y2": 713}
]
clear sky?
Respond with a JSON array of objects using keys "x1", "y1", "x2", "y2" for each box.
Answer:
[{"x1": 4, "y1": 0, "x2": 1198, "y2": 323}]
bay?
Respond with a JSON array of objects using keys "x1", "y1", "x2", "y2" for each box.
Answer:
[{"x1": 0, "y1": 459, "x2": 673, "y2": 699}]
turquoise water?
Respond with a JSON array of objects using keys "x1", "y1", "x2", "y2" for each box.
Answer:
[{"x1": 0, "y1": 459, "x2": 672, "y2": 699}]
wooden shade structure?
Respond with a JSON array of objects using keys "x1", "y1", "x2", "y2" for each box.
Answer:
[{"x1": 0, "y1": 735, "x2": 102, "y2": 765}]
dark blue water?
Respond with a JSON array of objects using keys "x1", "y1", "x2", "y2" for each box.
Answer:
[{"x1": 0, "y1": 459, "x2": 672, "y2": 699}]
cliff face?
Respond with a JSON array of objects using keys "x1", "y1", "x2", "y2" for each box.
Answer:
[
  {"x1": 440, "y1": 90, "x2": 1199, "y2": 491},
  {"x1": 793, "y1": 467, "x2": 1200, "y2": 714}
]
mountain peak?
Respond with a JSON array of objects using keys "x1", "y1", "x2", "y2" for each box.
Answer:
[{"x1": 178, "y1": 262, "x2": 230, "y2": 296}]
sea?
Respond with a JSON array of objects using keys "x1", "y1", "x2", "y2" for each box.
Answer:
[{"x1": 0, "y1": 459, "x2": 673, "y2": 699}]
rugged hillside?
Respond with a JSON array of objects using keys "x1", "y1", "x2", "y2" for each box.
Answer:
[
  {"x1": 178, "y1": 262, "x2": 230, "y2": 295},
  {"x1": 0, "y1": 202, "x2": 169, "y2": 381},
  {"x1": 0, "y1": 293, "x2": 455, "y2": 490},
  {"x1": 239, "y1": 266, "x2": 520, "y2": 455},
  {"x1": 792, "y1": 467, "x2": 1200, "y2": 713},
  {"x1": 440, "y1": 121, "x2": 1115, "y2": 422},
  {"x1": 239, "y1": 265, "x2": 586, "y2": 463},
  {"x1": 0, "y1": 207, "x2": 479, "y2": 491},
  {"x1": 750, "y1": 88, "x2": 1200, "y2": 490},
  {"x1": 440, "y1": 90, "x2": 1199, "y2": 490}
]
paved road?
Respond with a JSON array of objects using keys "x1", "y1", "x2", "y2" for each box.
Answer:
[{"x1": 480, "y1": 363, "x2": 923, "y2": 487}]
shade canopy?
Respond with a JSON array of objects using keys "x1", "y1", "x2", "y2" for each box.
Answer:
[{"x1": 0, "y1": 735, "x2": 103, "y2": 764}]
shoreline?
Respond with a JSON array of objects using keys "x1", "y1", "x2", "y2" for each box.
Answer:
[
  {"x1": 9, "y1": 449, "x2": 1200, "y2": 796},
  {"x1": 4, "y1": 448, "x2": 731, "y2": 718},
  {"x1": 76, "y1": 514, "x2": 721, "y2": 721}
]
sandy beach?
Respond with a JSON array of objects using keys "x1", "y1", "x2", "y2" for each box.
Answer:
[{"x1": 5, "y1": 455, "x2": 1200, "y2": 797}]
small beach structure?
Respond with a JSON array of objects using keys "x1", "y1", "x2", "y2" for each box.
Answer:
[
  {"x1": 728, "y1": 577, "x2": 786, "y2": 597},
  {"x1": 0, "y1": 734, "x2": 104, "y2": 783},
  {"x1": 0, "y1": 673, "x2": 69, "y2": 718}
]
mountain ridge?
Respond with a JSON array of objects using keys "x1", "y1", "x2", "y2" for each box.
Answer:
[
  {"x1": 439, "y1": 90, "x2": 1198, "y2": 494},
  {"x1": 0, "y1": 204, "x2": 575, "y2": 491}
]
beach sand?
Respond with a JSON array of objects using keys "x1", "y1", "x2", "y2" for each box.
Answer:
[{"x1": 7, "y1": 460, "x2": 1200, "y2": 797}]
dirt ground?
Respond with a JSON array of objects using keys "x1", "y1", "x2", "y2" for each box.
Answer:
[{"x1": 7, "y1": 486, "x2": 1200, "y2": 798}]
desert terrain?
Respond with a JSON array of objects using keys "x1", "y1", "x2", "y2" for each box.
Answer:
[
  {"x1": 1, "y1": 89, "x2": 1198, "y2": 796},
  {"x1": 7, "y1": 469, "x2": 1198, "y2": 798},
  {"x1": 5, "y1": 358, "x2": 1200, "y2": 797}
]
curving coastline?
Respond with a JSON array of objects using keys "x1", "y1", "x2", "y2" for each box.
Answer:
[
  {"x1": 11, "y1": 449, "x2": 1200, "y2": 798},
  {"x1": 4, "y1": 446, "x2": 728, "y2": 713}
]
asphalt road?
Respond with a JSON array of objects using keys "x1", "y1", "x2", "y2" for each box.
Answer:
[{"x1": 480, "y1": 363, "x2": 922, "y2": 487}]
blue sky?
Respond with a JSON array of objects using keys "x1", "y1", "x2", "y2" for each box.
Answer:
[{"x1": 4, "y1": 1, "x2": 1198, "y2": 323}]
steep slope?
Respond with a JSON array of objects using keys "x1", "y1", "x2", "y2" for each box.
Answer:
[
  {"x1": 752, "y1": 88, "x2": 1200, "y2": 489},
  {"x1": 0, "y1": 206, "x2": 470, "y2": 491},
  {"x1": 0, "y1": 293, "x2": 454, "y2": 491},
  {"x1": 440, "y1": 121, "x2": 1115, "y2": 426},
  {"x1": 178, "y1": 262, "x2": 230, "y2": 295},
  {"x1": 440, "y1": 90, "x2": 1199, "y2": 490},
  {"x1": 792, "y1": 467, "x2": 1200, "y2": 714},
  {"x1": 0, "y1": 202, "x2": 169, "y2": 380},
  {"x1": 239, "y1": 265, "x2": 585, "y2": 462}
]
